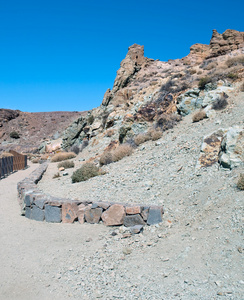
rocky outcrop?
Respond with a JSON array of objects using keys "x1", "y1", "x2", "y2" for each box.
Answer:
[
  {"x1": 197, "y1": 126, "x2": 244, "y2": 169},
  {"x1": 0, "y1": 109, "x2": 20, "y2": 127},
  {"x1": 177, "y1": 85, "x2": 234, "y2": 116},
  {"x1": 219, "y1": 126, "x2": 244, "y2": 169},
  {"x1": 60, "y1": 29, "x2": 244, "y2": 158},
  {"x1": 209, "y1": 29, "x2": 244, "y2": 57}
]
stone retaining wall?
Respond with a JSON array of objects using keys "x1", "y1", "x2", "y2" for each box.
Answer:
[{"x1": 17, "y1": 163, "x2": 164, "y2": 226}]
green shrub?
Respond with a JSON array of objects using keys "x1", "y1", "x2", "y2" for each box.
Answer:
[
  {"x1": 198, "y1": 77, "x2": 212, "y2": 90},
  {"x1": 58, "y1": 160, "x2": 74, "y2": 169},
  {"x1": 227, "y1": 73, "x2": 238, "y2": 80},
  {"x1": 237, "y1": 174, "x2": 244, "y2": 190},
  {"x1": 71, "y1": 163, "x2": 100, "y2": 183},
  {"x1": 10, "y1": 131, "x2": 20, "y2": 139}
]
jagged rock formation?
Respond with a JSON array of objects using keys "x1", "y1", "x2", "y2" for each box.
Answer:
[
  {"x1": 61, "y1": 29, "x2": 244, "y2": 167},
  {"x1": 0, "y1": 109, "x2": 20, "y2": 127},
  {"x1": 209, "y1": 29, "x2": 244, "y2": 57}
]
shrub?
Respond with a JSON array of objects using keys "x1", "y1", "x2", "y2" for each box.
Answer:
[
  {"x1": 198, "y1": 77, "x2": 212, "y2": 90},
  {"x1": 149, "y1": 129, "x2": 163, "y2": 141},
  {"x1": 192, "y1": 110, "x2": 207, "y2": 122},
  {"x1": 10, "y1": 131, "x2": 20, "y2": 139},
  {"x1": 227, "y1": 73, "x2": 238, "y2": 80},
  {"x1": 226, "y1": 55, "x2": 244, "y2": 68},
  {"x1": 0, "y1": 152, "x2": 13, "y2": 158},
  {"x1": 212, "y1": 96, "x2": 228, "y2": 110},
  {"x1": 203, "y1": 61, "x2": 218, "y2": 70},
  {"x1": 134, "y1": 133, "x2": 151, "y2": 146},
  {"x1": 155, "y1": 114, "x2": 181, "y2": 131},
  {"x1": 112, "y1": 144, "x2": 133, "y2": 162},
  {"x1": 51, "y1": 152, "x2": 76, "y2": 162},
  {"x1": 237, "y1": 174, "x2": 244, "y2": 190},
  {"x1": 31, "y1": 158, "x2": 40, "y2": 164},
  {"x1": 70, "y1": 145, "x2": 80, "y2": 155},
  {"x1": 58, "y1": 160, "x2": 74, "y2": 169},
  {"x1": 100, "y1": 151, "x2": 113, "y2": 166},
  {"x1": 71, "y1": 163, "x2": 100, "y2": 183},
  {"x1": 53, "y1": 172, "x2": 61, "y2": 179}
]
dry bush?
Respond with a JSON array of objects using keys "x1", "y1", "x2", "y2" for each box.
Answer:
[
  {"x1": 112, "y1": 144, "x2": 133, "y2": 162},
  {"x1": 189, "y1": 69, "x2": 197, "y2": 75},
  {"x1": 155, "y1": 114, "x2": 181, "y2": 131},
  {"x1": 71, "y1": 163, "x2": 100, "y2": 183},
  {"x1": 40, "y1": 154, "x2": 49, "y2": 160},
  {"x1": 192, "y1": 110, "x2": 207, "y2": 122},
  {"x1": 237, "y1": 174, "x2": 244, "y2": 190},
  {"x1": 204, "y1": 61, "x2": 218, "y2": 70},
  {"x1": 134, "y1": 133, "x2": 151, "y2": 146},
  {"x1": 198, "y1": 77, "x2": 212, "y2": 90},
  {"x1": 0, "y1": 152, "x2": 13, "y2": 158},
  {"x1": 31, "y1": 158, "x2": 40, "y2": 164},
  {"x1": 51, "y1": 152, "x2": 76, "y2": 162},
  {"x1": 149, "y1": 129, "x2": 163, "y2": 141},
  {"x1": 100, "y1": 151, "x2": 113, "y2": 166},
  {"x1": 53, "y1": 172, "x2": 61, "y2": 179},
  {"x1": 57, "y1": 160, "x2": 74, "y2": 169},
  {"x1": 212, "y1": 95, "x2": 228, "y2": 110},
  {"x1": 226, "y1": 55, "x2": 244, "y2": 68}
]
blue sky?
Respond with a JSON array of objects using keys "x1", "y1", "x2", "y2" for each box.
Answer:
[{"x1": 0, "y1": 0, "x2": 243, "y2": 112}]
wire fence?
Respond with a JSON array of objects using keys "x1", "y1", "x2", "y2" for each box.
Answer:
[{"x1": 0, "y1": 151, "x2": 27, "y2": 179}]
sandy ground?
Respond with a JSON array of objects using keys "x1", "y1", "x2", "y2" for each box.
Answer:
[{"x1": 0, "y1": 164, "x2": 110, "y2": 300}]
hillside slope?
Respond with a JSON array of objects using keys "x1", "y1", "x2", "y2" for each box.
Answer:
[{"x1": 36, "y1": 29, "x2": 244, "y2": 299}]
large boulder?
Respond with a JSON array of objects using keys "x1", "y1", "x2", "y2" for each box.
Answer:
[{"x1": 219, "y1": 126, "x2": 244, "y2": 169}]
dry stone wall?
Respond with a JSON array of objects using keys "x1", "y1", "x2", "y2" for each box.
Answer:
[{"x1": 17, "y1": 163, "x2": 164, "y2": 226}]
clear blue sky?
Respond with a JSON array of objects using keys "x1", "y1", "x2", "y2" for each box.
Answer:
[{"x1": 0, "y1": 0, "x2": 243, "y2": 112}]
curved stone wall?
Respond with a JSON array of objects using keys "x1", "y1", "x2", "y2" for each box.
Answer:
[{"x1": 17, "y1": 163, "x2": 164, "y2": 226}]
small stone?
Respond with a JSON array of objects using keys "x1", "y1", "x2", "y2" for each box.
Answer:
[
  {"x1": 130, "y1": 225, "x2": 144, "y2": 234},
  {"x1": 123, "y1": 248, "x2": 132, "y2": 255}
]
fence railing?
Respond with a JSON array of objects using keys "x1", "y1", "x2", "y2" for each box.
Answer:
[{"x1": 0, "y1": 151, "x2": 27, "y2": 179}]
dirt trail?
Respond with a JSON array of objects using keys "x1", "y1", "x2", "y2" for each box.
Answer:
[{"x1": 0, "y1": 164, "x2": 109, "y2": 300}]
